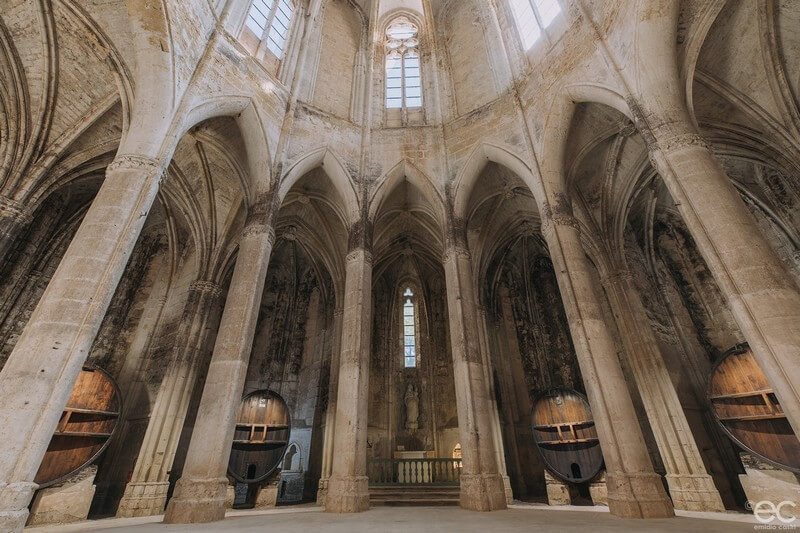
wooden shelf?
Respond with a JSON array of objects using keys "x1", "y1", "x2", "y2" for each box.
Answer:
[
  {"x1": 710, "y1": 389, "x2": 775, "y2": 401},
  {"x1": 235, "y1": 423, "x2": 288, "y2": 430},
  {"x1": 538, "y1": 437, "x2": 599, "y2": 446},
  {"x1": 534, "y1": 420, "x2": 594, "y2": 430},
  {"x1": 719, "y1": 413, "x2": 786, "y2": 422},
  {"x1": 65, "y1": 407, "x2": 120, "y2": 417},
  {"x1": 54, "y1": 431, "x2": 112, "y2": 438},
  {"x1": 232, "y1": 440, "x2": 288, "y2": 446}
]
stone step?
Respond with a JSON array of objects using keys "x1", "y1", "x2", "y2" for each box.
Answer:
[
  {"x1": 369, "y1": 485, "x2": 460, "y2": 507},
  {"x1": 369, "y1": 498, "x2": 459, "y2": 507}
]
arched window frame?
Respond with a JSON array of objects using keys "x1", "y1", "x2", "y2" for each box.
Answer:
[
  {"x1": 508, "y1": 0, "x2": 563, "y2": 51},
  {"x1": 384, "y1": 16, "x2": 423, "y2": 111},
  {"x1": 401, "y1": 287, "x2": 420, "y2": 368},
  {"x1": 244, "y1": 0, "x2": 295, "y2": 60}
]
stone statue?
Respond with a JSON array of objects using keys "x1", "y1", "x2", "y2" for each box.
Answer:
[{"x1": 405, "y1": 383, "x2": 419, "y2": 430}]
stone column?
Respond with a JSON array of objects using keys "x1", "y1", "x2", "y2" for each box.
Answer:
[
  {"x1": 0, "y1": 196, "x2": 32, "y2": 261},
  {"x1": 602, "y1": 269, "x2": 724, "y2": 512},
  {"x1": 541, "y1": 215, "x2": 674, "y2": 519},
  {"x1": 163, "y1": 197, "x2": 276, "y2": 524},
  {"x1": 317, "y1": 307, "x2": 343, "y2": 505},
  {"x1": 325, "y1": 227, "x2": 372, "y2": 513},
  {"x1": 476, "y1": 306, "x2": 514, "y2": 504},
  {"x1": 640, "y1": 115, "x2": 800, "y2": 437},
  {"x1": 442, "y1": 221, "x2": 507, "y2": 512},
  {"x1": 0, "y1": 155, "x2": 164, "y2": 532},
  {"x1": 116, "y1": 280, "x2": 223, "y2": 517}
]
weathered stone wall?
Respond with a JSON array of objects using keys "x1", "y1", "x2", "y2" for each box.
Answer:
[
  {"x1": 441, "y1": 0, "x2": 499, "y2": 117},
  {"x1": 244, "y1": 238, "x2": 335, "y2": 503},
  {"x1": 369, "y1": 254, "x2": 456, "y2": 459},
  {"x1": 310, "y1": 0, "x2": 362, "y2": 120}
]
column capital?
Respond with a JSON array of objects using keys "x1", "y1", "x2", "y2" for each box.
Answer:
[
  {"x1": 541, "y1": 212, "x2": 580, "y2": 236},
  {"x1": 443, "y1": 215, "x2": 471, "y2": 263},
  {"x1": 442, "y1": 243, "x2": 470, "y2": 264},
  {"x1": 107, "y1": 154, "x2": 164, "y2": 175},
  {"x1": 345, "y1": 247, "x2": 373, "y2": 265},
  {"x1": 243, "y1": 222, "x2": 276, "y2": 243},
  {"x1": 599, "y1": 267, "x2": 634, "y2": 287},
  {"x1": 243, "y1": 191, "x2": 278, "y2": 239},
  {"x1": 347, "y1": 219, "x2": 373, "y2": 256},
  {"x1": 649, "y1": 131, "x2": 711, "y2": 156},
  {"x1": 0, "y1": 196, "x2": 32, "y2": 227},
  {"x1": 188, "y1": 280, "x2": 223, "y2": 299},
  {"x1": 623, "y1": 98, "x2": 711, "y2": 157}
]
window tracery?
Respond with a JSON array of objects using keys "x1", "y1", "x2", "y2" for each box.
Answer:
[
  {"x1": 245, "y1": 0, "x2": 294, "y2": 59},
  {"x1": 385, "y1": 17, "x2": 422, "y2": 109},
  {"x1": 402, "y1": 287, "x2": 418, "y2": 368},
  {"x1": 509, "y1": 0, "x2": 562, "y2": 50}
]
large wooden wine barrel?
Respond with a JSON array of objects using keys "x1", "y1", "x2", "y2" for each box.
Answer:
[
  {"x1": 708, "y1": 345, "x2": 800, "y2": 472},
  {"x1": 34, "y1": 366, "x2": 121, "y2": 488},
  {"x1": 228, "y1": 390, "x2": 291, "y2": 484},
  {"x1": 531, "y1": 388, "x2": 603, "y2": 483}
]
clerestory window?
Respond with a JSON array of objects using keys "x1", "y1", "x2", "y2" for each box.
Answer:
[
  {"x1": 245, "y1": 0, "x2": 294, "y2": 59},
  {"x1": 402, "y1": 287, "x2": 418, "y2": 368},
  {"x1": 509, "y1": 0, "x2": 562, "y2": 50},
  {"x1": 385, "y1": 17, "x2": 422, "y2": 109}
]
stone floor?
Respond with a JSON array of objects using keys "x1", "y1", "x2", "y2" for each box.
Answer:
[{"x1": 27, "y1": 504, "x2": 760, "y2": 533}]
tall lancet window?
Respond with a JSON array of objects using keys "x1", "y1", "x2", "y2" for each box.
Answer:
[
  {"x1": 385, "y1": 17, "x2": 422, "y2": 109},
  {"x1": 245, "y1": 0, "x2": 294, "y2": 59},
  {"x1": 509, "y1": 0, "x2": 562, "y2": 50},
  {"x1": 402, "y1": 288, "x2": 418, "y2": 368}
]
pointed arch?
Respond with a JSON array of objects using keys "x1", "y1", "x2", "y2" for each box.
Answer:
[
  {"x1": 118, "y1": 0, "x2": 176, "y2": 158},
  {"x1": 369, "y1": 159, "x2": 445, "y2": 224},
  {"x1": 537, "y1": 84, "x2": 631, "y2": 204},
  {"x1": 278, "y1": 147, "x2": 360, "y2": 227},
  {"x1": 452, "y1": 142, "x2": 544, "y2": 220}
]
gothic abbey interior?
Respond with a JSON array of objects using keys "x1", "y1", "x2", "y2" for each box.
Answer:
[{"x1": 0, "y1": 0, "x2": 799, "y2": 532}]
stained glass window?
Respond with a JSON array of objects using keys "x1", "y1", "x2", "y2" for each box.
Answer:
[{"x1": 403, "y1": 288, "x2": 417, "y2": 368}]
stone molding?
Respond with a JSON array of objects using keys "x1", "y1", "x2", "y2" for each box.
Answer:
[
  {"x1": 242, "y1": 222, "x2": 276, "y2": 244},
  {"x1": 106, "y1": 155, "x2": 163, "y2": 175},
  {"x1": 600, "y1": 267, "x2": 634, "y2": 287},
  {"x1": 0, "y1": 196, "x2": 32, "y2": 226},
  {"x1": 651, "y1": 132, "x2": 711, "y2": 156},
  {"x1": 188, "y1": 280, "x2": 223, "y2": 299},
  {"x1": 541, "y1": 213, "x2": 580, "y2": 235},
  {"x1": 346, "y1": 247, "x2": 373, "y2": 265},
  {"x1": 442, "y1": 244, "x2": 470, "y2": 264}
]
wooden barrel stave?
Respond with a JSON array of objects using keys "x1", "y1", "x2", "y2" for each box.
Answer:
[
  {"x1": 708, "y1": 346, "x2": 800, "y2": 472},
  {"x1": 228, "y1": 390, "x2": 291, "y2": 484},
  {"x1": 34, "y1": 366, "x2": 121, "y2": 487},
  {"x1": 531, "y1": 388, "x2": 603, "y2": 484}
]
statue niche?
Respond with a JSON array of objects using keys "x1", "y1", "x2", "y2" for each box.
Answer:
[{"x1": 405, "y1": 383, "x2": 420, "y2": 430}]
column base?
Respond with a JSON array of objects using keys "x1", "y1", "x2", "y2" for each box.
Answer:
[
  {"x1": 28, "y1": 466, "x2": 97, "y2": 526},
  {"x1": 665, "y1": 474, "x2": 725, "y2": 512},
  {"x1": 325, "y1": 475, "x2": 369, "y2": 513},
  {"x1": 0, "y1": 481, "x2": 37, "y2": 533},
  {"x1": 501, "y1": 474, "x2": 514, "y2": 504},
  {"x1": 116, "y1": 481, "x2": 170, "y2": 518},
  {"x1": 606, "y1": 471, "x2": 674, "y2": 519},
  {"x1": 254, "y1": 482, "x2": 278, "y2": 509},
  {"x1": 544, "y1": 470, "x2": 572, "y2": 506},
  {"x1": 459, "y1": 473, "x2": 507, "y2": 511},
  {"x1": 316, "y1": 477, "x2": 329, "y2": 507},
  {"x1": 589, "y1": 472, "x2": 608, "y2": 506},
  {"x1": 162, "y1": 477, "x2": 227, "y2": 524}
]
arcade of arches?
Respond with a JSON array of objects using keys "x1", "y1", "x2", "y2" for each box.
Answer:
[{"x1": 0, "y1": 0, "x2": 799, "y2": 531}]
